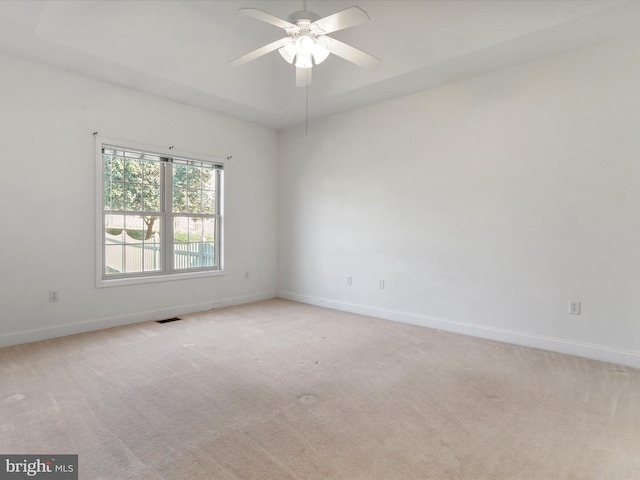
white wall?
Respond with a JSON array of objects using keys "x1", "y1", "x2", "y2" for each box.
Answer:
[
  {"x1": 0, "y1": 51, "x2": 278, "y2": 346},
  {"x1": 278, "y1": 33, "x2": 640, "y2": 368}
]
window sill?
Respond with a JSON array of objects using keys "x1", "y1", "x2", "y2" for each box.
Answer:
[{"x1": 96, "y1": 269, "x2": 226, "y2": 288}]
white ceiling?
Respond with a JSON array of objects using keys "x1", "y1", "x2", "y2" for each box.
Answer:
[{"x1": 1, "y1": 0, "x2": 640, "y2": 130}]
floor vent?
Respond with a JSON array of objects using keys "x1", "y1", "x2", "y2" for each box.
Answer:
[{"x1": 156, "y1": 317, "x2": 182, "y2": 324}]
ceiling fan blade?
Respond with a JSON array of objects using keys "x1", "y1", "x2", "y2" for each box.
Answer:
[
  {"x1": 311, "y1": 6, "x2": 370, "y2": 35},
  {"x1": 296, "y1": 67, "x2": 312, "y2": 87},
  {"x1": 325, "y1": 37, "x2": 381, "y2": 70},
  {"x1": 238, "y1": 8, "x2": 298, "y2": 31},
  {"x1": 230, "y1": 37, "x2": 293, "y2": 66}
]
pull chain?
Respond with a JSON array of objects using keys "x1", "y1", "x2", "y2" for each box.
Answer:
[
  {"x1": 304, "y1": 79, "x2": 309, "y2": 135},
  {"x1": 303, "y1": 0, "x2": 309, "y2": 134}
]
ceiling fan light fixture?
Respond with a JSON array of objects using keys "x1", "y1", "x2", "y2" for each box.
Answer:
[
  {"x1": 295, "y1": 53, "x2": 313, "y2": 69},
  {"x1": 312, "y1": 38, "x2": 330, "y2": 65},
  {"x1": 278, "y1": 43, "x2": 297, "y2": 64},
  {"x1": 295, "y1": 35, "x2": 315, "y2": 56}
]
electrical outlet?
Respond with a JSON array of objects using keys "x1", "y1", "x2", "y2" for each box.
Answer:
[
  {"x1": 346, "y1": 275, "x2": 352, "y2": 285},
  {"x1": 379, "y1": 280, "x2": 385, "y2": 289},
  {"x1": 569, "y1": 301, "x2": 581, "y2": 315},
  {"x1": 49, "y1": 290, "x2": 59, "y2": 302},
  {"x1": 244, "y1": 271, "x2": 249, "y2": 280}
]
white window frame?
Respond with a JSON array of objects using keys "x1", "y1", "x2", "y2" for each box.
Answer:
[{"x1": 95, "y1": 136, "x2": 225, "y2": 288}]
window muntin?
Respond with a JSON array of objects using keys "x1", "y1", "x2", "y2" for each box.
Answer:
[{"x1": 99, "y1": 141, "x2": 223, "y2": 283}]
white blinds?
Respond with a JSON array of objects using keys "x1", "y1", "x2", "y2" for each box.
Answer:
[{"x1": 102, "y1": 145, "x2": 224, "y2": 169}]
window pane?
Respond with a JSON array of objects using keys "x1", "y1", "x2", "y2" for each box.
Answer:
[
  {"x1": 136, "y1": 231, "x2": 162, "y2": 273},
  {"x1": 107, "y1": 214, "x2": 123, "y2": 231},
  {"x1": 173, "y1": 243, "x2": 192, "y2": 270},
  {"x1": 105, "y1": 214, "x2": 125, "y2": 240},
  {"x1": 124, "y1": 216, "x2": 143, "y2": 244},
  {"x1": 174, "y1": 242, "x2": 215, "y2": 269},
  {"x1": 187, "y1": 166, "x2": 202, "y2": 189},
  {"x1": 202, "y1": 170, "x2": 216, "y2": 191},
  {"x1": 105, "y1": 214, "x2": 124, "y2": 274},
  {"x1": 104, "y1": 181, "x2": 124, "y2": 211},
  {"x1": 105, "y1": 156, "x2": 124, "y2": 182},
  {"x1": 202, "y1": 190, "x2": 216, "y2": 214},
  {"x1": 104, "y1": 155, "x2": 126, "y2": 211},
  {"x1": 124, "y1": 159, "x2": 143, "y2": 183},
  {"x1": 186, "y1": 242, "x2": 216, "y2": 268},
  {"x1": 105, "y1": 244, "x2": 125, "y2": 275},
  {"x1": 187, "y1": 189, "x2": 202, "y2": 214},
  {"x1": 143, "y1": 162, "x2": 161, "y2": 185},
  {"x1": 188, "y1": 217, "x2": 203, "y2": 241},
  {"x1": 143, "y1": 185, "x2": 160, "y2": 211},
  {"x1": 202, "y1": 218, "x2": 215, "y2": 242},
  {"x1": 173, "y1": 165, "x2": 187, "y2": 188},
  {"x1": 123, "y1": 185, "x2": 142, "y2": 211},
  {"x1": 124, "y1": 215, "x2": 160, "y2": 244},
  {"x1": 105, "y1": 214, "x2": 161, "y2": 274},
  {"x1": 172, "y1": 217, "x2": 216, "y2": 270},
  {"x1": 173, "y1": 165, "x2": 215, "y2": 214},
  {"x1": 201, "y1": 243, "x2": 216, "y2": 267},
  {"x1": 173, "y1": 216, "x2": 188, "y2": 243},
  {"x1": 173, "y1": 187, "x2": 188, "y2": 213}
]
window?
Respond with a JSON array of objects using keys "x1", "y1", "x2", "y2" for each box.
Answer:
[{"x1": 96, "y1": 138, "x2": 224, "y2": 286}]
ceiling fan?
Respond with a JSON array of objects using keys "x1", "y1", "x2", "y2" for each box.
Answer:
[{"x1": 229, "y1": 4, "x2": 381, "y2": 87}]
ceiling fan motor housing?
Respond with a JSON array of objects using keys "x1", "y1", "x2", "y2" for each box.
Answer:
[{"x1": 287, "y1": 10, "x2": 320, "y2": 25}]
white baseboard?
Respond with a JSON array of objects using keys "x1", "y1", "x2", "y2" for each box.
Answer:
[
  {"x1": 212, "y1": 291, "x2": 277, "y2": 309},
  {"x1": 0, "y1": 291, "x2": 276, "y2": 348},
  {"x1": 277, "y1": 291, "x2": 640, "y2": 369}
]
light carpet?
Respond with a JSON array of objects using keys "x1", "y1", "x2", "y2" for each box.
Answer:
[{"x1": 1, "y1": 299, "x2": 639, "y2": 479}]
